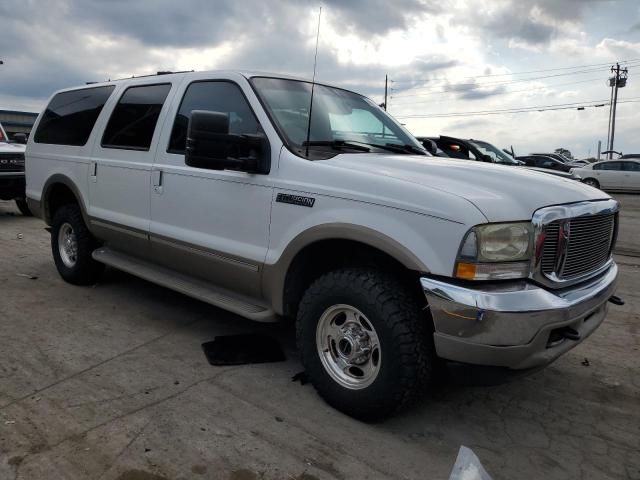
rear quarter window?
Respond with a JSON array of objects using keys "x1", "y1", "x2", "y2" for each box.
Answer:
[
  {"x1": 34, "y1": 86, "x2": 115, "y2": 146},
  {"x1": 102, "y1": 83, "x2": 171, "y2": 151}
]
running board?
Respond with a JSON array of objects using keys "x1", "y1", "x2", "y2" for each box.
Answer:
[{"x1": 92, "y1": 247, "x2": 276, "y2": 322}]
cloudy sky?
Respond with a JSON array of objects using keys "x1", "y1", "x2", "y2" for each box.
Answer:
[{"x1": 1, "y1": 0, "x2": 639, "y2": 157}]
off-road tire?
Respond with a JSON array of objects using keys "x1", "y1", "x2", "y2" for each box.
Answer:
[
  {"x1": 51, "y1": 204, "x2": 104, "y2": 285},
  {"x1": 15, "y1": 198, "x2": 32, "y2": 216},
  {"x1": 297, "y1": 268, "x2": 434, "y2": 421}
]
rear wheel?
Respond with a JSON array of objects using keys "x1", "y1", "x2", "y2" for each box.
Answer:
[
  {"x1": 51, "y1": 204, "x2": 104, "y2": 285},
  {"x1": 297, "y1": 268, "x2": 434, "y2": 421},
  {"x1": 583, "y1": 178, "x2": 600, "y2": 189},
  {"x1": 15, "y1": 198, "x2": 32, "y2": 216}
]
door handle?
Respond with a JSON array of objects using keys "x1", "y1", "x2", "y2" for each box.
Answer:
[
  {"x1": 152, "y1": 169, "x2": 163, "y2": 194},
  {"x1": 89, "y1": 161, "x2": 97, "y2": 182}
]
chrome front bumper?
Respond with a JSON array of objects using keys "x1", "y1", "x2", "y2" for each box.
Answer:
[{"x1": 421, "y1": 263, "x2": 618, "y2": 370}]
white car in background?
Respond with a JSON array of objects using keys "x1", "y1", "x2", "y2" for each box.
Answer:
[{"x1": 572, "y1": 159, "x2": 640, "y2": 191}]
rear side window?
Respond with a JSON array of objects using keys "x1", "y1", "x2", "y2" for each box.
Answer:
[
  {"x1": 34, "y1": 86, "x2": 115, "y2": 146},
  {"x1": 168, "y1": 81, "x2": 260, "y2": 154},
  {"x1": 102, "y1": 83, "x2": 171, "y2": 151},
  {"x1": 595, "y1": 162, "x2": 621, "y2": 171}
]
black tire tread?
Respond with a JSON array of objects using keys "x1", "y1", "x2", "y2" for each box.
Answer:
[
  {"x1": 51, "y1": 204, "x2": 104, "y2": 285},
  {"x1": 15, "y1": 198, "x2": 33, "y2": 217},
  {"x1": 296, "y1": 268, "x2": 433, "y2": 421}
]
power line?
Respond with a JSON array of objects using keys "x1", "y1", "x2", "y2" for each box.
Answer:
[
  {"x1": 391, "y1": 63, "x2": 640, "y2": 98},
  {"x1": 390, "y1": 57, "x2": 640, "y2": 84},
  {"x1": 389, "y1": 76, "x2": 606, "y2": 106},
  {"x1": 394, "y1": 97, "x2": 640, "y2": 119}
]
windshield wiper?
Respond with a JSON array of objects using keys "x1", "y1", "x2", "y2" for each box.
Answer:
[
  {"x1": 385, "y1": 143, "x2": 427, "y2": 155},
  {"x1": 302, "y1": 140, "x2": 371, "y2": 152}
]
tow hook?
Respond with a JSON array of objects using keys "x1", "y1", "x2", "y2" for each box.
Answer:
[
  {"x1": 558, "y1": 326, "x2": 581, "y2": 341},
  {"x1": 608, "y1": 295, "x2": 625, "y2": 306}
]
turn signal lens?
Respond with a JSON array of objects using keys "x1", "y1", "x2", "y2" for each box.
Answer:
[{"x1": 455, "y1": 262, "x2": 477, "y2": 280}]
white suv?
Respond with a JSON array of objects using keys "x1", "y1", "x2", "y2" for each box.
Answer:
[{"x1": 26, "y1": 71, "x2": 620, "y2": 420}]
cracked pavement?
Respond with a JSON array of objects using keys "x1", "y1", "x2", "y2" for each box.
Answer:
[{"x1": 0, "y1": 196, "x2": 639, "y2": 480}]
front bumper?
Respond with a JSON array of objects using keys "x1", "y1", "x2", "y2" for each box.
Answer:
[
  {"x1": 0, "y1": 171, "x2": 26, "y2": 200},
  {"x1": 421, "y1": 263, "x2": 618, "y2": 370}
]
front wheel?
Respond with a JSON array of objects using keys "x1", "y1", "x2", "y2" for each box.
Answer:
[
  {"x1": 297, "y1": 268, "x2": 434, "y2": 421},
  {"x1": 583, "y1": 178, "x2": 600, "y2": 189}
]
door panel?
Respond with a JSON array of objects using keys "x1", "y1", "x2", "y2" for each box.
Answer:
[
  {"x1": 149, "y1": 167, "x2": 272, "y2": 297},
  {"x1": 622, "y1": 162, "x2": 640, "y2": 191},
  {"x1": 593, "y1": 162, "x2": 624, "y2": 190},
  {"x1": 149, "y1": 78, "x2": 274, "y2": 298},
  {"x1": 88, "y1": 82, "x2": 174, "y2": 256}
]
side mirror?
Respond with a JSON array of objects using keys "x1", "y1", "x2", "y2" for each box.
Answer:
[
  {"x1": 185, "y1": 110, "x2": 270, "y2": 174},
  {"x1": 421, "y1": 139, "x2": 438, "y2": 156},
  {"x1": 13, "y1": 133, "x2": 27, "y2": 144}
]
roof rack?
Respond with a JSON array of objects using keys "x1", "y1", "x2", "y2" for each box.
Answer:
[{"x1": 90, "y1": 70, "x2": 195, "y2": 84}]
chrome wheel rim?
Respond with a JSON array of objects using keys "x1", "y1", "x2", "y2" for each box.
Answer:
[
  {"x1": 316, "y1": 304, "x2": 381, "y2": 390},
  {"x1": 58, "y1": 223, "x2": 78, "y2": 268}
]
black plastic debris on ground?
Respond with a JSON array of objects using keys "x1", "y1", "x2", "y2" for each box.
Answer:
[{"x1": 202, "y1": 334, "x2": 286, "y2": 366}]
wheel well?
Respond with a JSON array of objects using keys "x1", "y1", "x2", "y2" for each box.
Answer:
[
  {"x1": 282, "y1": 239, "x2": 426, "y2": 320},
  {"x1": 46, "y1": 183, "x2": 79, "y2": 222}
]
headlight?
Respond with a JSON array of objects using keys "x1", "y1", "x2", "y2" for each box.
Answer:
[{"x1": 455, "y1": 222, "x2": 533, "y2": 280}]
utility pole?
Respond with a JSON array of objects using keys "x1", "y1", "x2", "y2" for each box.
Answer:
[
  {"x1": 597, "y1": 140, "x2": 601, "y2": 160},
  {"x1": 606, "y1": 76, "x2": 614, "y2": 156},
  {"x1": 383, "y1": 75, "x2": 388, "y2": 111},
  {"x1": 607, "y1": 63, "x2": 628, "y2": 159}
]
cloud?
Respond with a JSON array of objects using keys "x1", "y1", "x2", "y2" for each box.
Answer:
[
  {"x1": 458, "y1": 85, "x2": 508, "y2": 100},
  {"x1": 0, "y1": 0, "x2": 636, "y2": 158},
  {"x1": 458, "y1": 0, "x2": 606, "y2": 47},
  {"x1": 322, "y1": 0, "x2": 442, "y2": 35},
  {"x1": 596, "y1": 38, "x2": 640, "y2": 58}
]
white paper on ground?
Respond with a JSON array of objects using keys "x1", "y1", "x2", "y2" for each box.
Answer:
[{"x1": 448, "y1": 446, "x2": 493, "y2": 480}]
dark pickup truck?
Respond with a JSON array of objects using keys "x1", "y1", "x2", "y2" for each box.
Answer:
[{"x1": 0, "y1": 123, "x2": 31, "y2": 215}]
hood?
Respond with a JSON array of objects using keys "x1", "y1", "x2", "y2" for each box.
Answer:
[
  {"x1": 322, "y1": 154, "x2": 610, "y2": 222},
  {"x1": 0, "y1": 142, "x2": 26, "y2": 154}
]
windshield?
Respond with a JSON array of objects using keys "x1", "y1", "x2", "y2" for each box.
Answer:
[
  {"x1": 468, "y1": 140, "x2": 520, "y2": 165},
  {"x1": 251, "y1": 77, "x2": 425, "y2": 159}
]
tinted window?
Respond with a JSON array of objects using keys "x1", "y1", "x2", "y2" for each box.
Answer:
[
  {"x1": 102, "y1": 84, "x2": 171, "y2": 151},
  {"x1": 34, "y1": 86, "x2": 114, "y2": 146},
  {"x1": 540, "y1": 159, "x2": 557, "y2": 169},
  {"x1": 595, "y1": 162, "x2": 622, "y2": 171},
  {"x1": 168, "y1": 81, "x2": 260, "y2": 153},
  {"x1": 621, "y1": 161, "x2": 640, "y2": 171}
]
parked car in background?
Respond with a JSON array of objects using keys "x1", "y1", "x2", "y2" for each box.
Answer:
[
  {"x1": 517, "y1": 155, "x2": 573, "y2": 173},
  {"x1": 418, "y1": 136, "x2": 577, "y2": 179},
  {"x1": 569, "y1": 159, "x2": 592, "y2": 166},
  {"x1": 0, "y1": 121, "x2": 31, "y2": 215},
  {"x1": 417, "y1": 137, "x2": 449, "y2": 157},
  {"x1": 571, "y1": 159, "x2": 640, "y2": 191},
  {"x1": 530, "y1": 152, "x2": 572, "y2": 163}
]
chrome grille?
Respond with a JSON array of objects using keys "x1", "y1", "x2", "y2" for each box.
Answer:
[{"x1": 541, "y1": 213, "x2": 615, "y2": 280}]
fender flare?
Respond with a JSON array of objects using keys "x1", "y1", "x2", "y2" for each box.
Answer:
[
  {"x1": 41, "y1": 174, "x2": 89, "y2": 226},
  {"x1": 262, "y1": 223, "x2": 429, "y2": 315}
]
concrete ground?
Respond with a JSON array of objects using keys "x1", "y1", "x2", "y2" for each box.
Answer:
[{"x1": 0, "y1": 195, "x2": 638, "y2": 480}]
